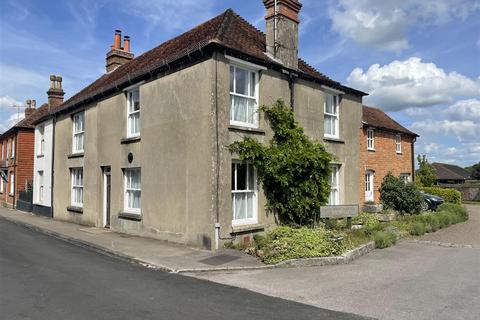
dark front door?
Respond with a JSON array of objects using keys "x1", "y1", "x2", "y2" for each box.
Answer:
[{"x1": 103, "y1": 167, "x2": 111, "y2": 228}]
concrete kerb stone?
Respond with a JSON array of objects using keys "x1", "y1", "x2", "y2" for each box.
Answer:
[
  {"x1": 0, "y1": 212, "x2": 376, "y2": 273},
  {"x1": 405, "y1": 239, "x2": 478, "y2": 249}
]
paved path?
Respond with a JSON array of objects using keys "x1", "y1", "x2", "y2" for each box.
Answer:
[
  {"x1": 0, "y1": 207, "x2": 264, "y2": 272},
  {"x1": 419, "y1": 204, "x2": 480, "y2": 247},
  {"x1": 0, "y1": 219, "x2": 369, "y2": 320},
  {"x1": 190, "y1": 205, "x2": 480, "y2": 320}
]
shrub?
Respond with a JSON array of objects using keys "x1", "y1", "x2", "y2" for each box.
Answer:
[
  {"x1": 352, "y1": 212, "x2": 380, "y2": 230},
  {"x1": 438, "y1": 213, "x2": 452, "y2": 228},
  {"x1": 229, "y1": 100, "x2": 334, "y2": 225},
  {"x1": 420, "y1": 187, "x2": 462, "y2": 204},
  {"x1": 424, "y1": 214, "x2": 440, "y2": 232},
  {"x1": 410, "y1": 222, "x2": 426, "y2": 236},
  {"x1": 374, "y1": 231, "x2": 397, "y2": 249},
  {"x1": 380, "y1": 173, "x2": 423, "y2": 214},
  {"x1": 437, "y1": 203, "x2": 468, "y2": 221},
  {"x1": 257, "y1": 226, "x2": 345, "y2": 264}
]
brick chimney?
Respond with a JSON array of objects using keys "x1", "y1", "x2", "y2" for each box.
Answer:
[
  {"x1": 106, "y1": 30, "x2": 134, "y2": 73},
  {"x1": 263, "y1": 0, "x2": 302, "y2": 70},
  {"x1": 47, "y1": 75, "x2": 65, "y2": 109},
  {"x1": 25, "y1": 99, "x2": 36, "y2": 117}
]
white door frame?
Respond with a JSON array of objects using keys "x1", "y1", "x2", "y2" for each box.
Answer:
[
  {"x1": 102, "y1": 167, "x2": 111, "y2": 228},
  {"x1": 365, "y1": 170, "x2": 374, "y2": 202}
]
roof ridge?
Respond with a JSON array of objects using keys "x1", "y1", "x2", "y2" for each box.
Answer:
[{"x1": 214, "y1": 8, "x2": 234, "y2": 41}]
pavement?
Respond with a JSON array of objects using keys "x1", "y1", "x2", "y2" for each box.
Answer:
[
  {"x1": 0, "y1": 206, "x2": 265, "y2": 273},
  {"x1": 189, "y1": 204, "x2": 480, "y2": 320},
  {"x1": 0, "y1": 218, "x2": 370, "y2": 320}
]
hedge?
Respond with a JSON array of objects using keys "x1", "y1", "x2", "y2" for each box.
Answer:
[{"x1": 420, "y1": 187, "x2": 461, "y2": 204}]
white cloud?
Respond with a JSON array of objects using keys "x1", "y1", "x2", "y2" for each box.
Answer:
[
  {"x1": 347, "y1": 57, "x2": 480, "y2": 111},
  {"x1": 0, "y1": 96, "x2": 22, "y2": 109},
  {"x1": 444, "y1": 99, "x2": 480, "y2": 122},
  {"x1": 329, "y1": 0, "x2": 480, "y2": 52},
  {"x1": 123, "y1": 0, "x2": 214, "y2": 37},
  {"x1": 0, "y1": 111, "x2": 25, "y2": 134}
]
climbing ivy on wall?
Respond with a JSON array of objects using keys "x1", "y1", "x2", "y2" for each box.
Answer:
[{"x1": 229, "y1": 99, "x2": 334, "y2": 226}]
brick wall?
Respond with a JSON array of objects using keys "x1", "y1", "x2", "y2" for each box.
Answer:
[{"x1": 359, "y1": 127, "x2": 415, "y2": 204}]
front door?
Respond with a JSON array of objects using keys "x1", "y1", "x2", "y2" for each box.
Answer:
[
  {"x1": 103, "y1": 167, "x2": 111, "y2": 228},
  {"x1": 365, "y1": 171, "x2": 374, "y2": 202}
]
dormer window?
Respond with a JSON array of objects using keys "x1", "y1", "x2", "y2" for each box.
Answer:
[
  {"x1": 324, "y1": 93, "x2": 339, "y2": 138},
  {"x1": 127, "y1": 88, "x2": 140, "y2": 137}
]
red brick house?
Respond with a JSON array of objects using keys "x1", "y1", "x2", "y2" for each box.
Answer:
[
  {"x1": 0, "y1": 101, "x2": 49, "y2": 209},
  {"x1": 360, "y1": 105, "x2": 419, "y2": 205}
]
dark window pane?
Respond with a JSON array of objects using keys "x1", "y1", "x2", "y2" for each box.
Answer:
[
  {"x1": 237, "y1": 163, "x2": 247, "y2": 190},
  {"x1": 231, "y1": 163, "x2": 235, "y2": 191}
]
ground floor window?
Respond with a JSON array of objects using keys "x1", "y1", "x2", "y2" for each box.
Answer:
[
  {"x1": 37, "y1": 171, "x2": 44, "y2": 203},
  {"x1": 71, "y1": 168, "x2": 83, "y2": 207},
  {"x1": 231, "y1": 162, "x2": 257, "y2": 225},
  {"x1": 9, "y1": 172, "x2": 14, "y2": 195},
  {"x1": 0, "y1": 176, "x2": 3, "y2": 193},
  {"x1": 124, "y1": 168, "x2": 141, "y2": 214},
  {"x1": 365, "y1": 170, "x2": 374, "y2": 202},
  {"x1": 329, "y1": 165, "x2": 340, "y2": 205},
  {"x1": 400, "y1": 173, "x2": 411, "y2": 184}
]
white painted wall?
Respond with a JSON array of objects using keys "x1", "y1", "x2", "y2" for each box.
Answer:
[{"x1": 33, "y1": 118, "x2": 53, "y2": 207}]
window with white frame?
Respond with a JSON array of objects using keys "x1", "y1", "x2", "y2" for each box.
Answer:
[
  {"x1": 1, "y1": 143, "x2": 4, "y2": 159},
  {"x1": 329, "y1": 165, "x2": 340, "y2": 205},
  {"x1": 324, "y1": 93, "x2": 339, "y2": 138},
  {"x1": 38, "y1": 125, "x2": 45, "y2": 155},
  {"x1": 6, "y1": 140, "x2": 11, "y2": 158},
  {"x1": 72, "y1": 112, "x2": 85, "y2": 153},
  {"x1": 12, "y1": 138, "x2": 15, "y2": 158},
  {"x1": 38, "y1": 171, "x2": 44, "y2": 203},
  {"x1": 0, "y1": 176, "x2": 4, "y2": 193},
  {"x1": 127, "y1": 89, "x2": 140, "y2": 137},
  {"x1": 71, "y1": 168, "x2": 83, "y2": 207},
  {"x1": 230, "y1": 65, "x2": 258, "y2": 127},
  {"x1": 231, "y1": 162, "x2": 257, "y2": 225},
  {"x1": 367, "y1": 128, "x2": 375, "y2": 150},
  {"x1": 9, "y1": 172, "x2": 14, "y2": 195},
  {"x1": 395, "y1": 134, "x2": 402, "y2": 153},
  {"x1": 124, "y1": 168, "x2": 141, "y2": 214},
  {"x1": 400, "y1": 173, "x2": 411, "y2": 184}
]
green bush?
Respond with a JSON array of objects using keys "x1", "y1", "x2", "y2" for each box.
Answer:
[
  {"x1": 437, "y1": 203, "x2": 468, "y2": 221},
  {"x1": 424, "y1": 214, "x2": 440, "y2": 232},
  {"x1": 352, "y1": 213, "x2": 380, "y2": 231},
  {"x1": 410, "y1": 222, "x2": 426, "y2": 236},
  {"x1": 257, "y1": 226, "x2": 345, "y2": 264},
  {"x1": 438, "y1": 212, "x2": 452, "y2": 228},
  {"x1": 420, "y1": 187, "x2": 461, "y2": 204},
  {"x1": 374, "y1": 231, "x2": 397, "y2": 249},
  {"x1": 380, "y1": 173, "x2": 423, "y2": 214}
]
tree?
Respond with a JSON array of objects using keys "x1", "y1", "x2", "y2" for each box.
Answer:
[
  {"x1": 416, "y1": 155, "x2": 436, "y2": 187},
  {"x1": 465, "y1": 162, "x2": 480, "y2": 180},
  {"x1": 229, "y1": 100, "x2": 334, "y2": 226}
]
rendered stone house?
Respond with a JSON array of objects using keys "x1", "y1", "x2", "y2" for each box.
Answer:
[
  {"x1": 360, "y1": 105, "x2": 419, "y2": 205},
  {"x1": 51, "y1": 1, "x2": 366, "y2": 249},
  {"x1": 31, "y1": 75, "x2": 65, "y2": 217},
  {"x1": 0, "y1": 101, "x2": 44, "y2": 210}
]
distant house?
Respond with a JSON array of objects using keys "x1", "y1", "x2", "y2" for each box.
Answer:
[
  {"x1": 432, "y1": 162, "x2": 471, "y2": 185},
  {"x1": 360, "y1": 106, "x2": 419, "y2": 204}
]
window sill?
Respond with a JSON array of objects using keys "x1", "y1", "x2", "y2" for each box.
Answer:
[
  {"x1": 228, "y1": 125, "x2": 265, "y2": 135},
  {"x1": 121, "y1": 136, "x2": 141, "y2": 144},
  {"x1": 231, "y1": 223, "x2": 264, "y2": 234},
  {"x1": 8, "y1": 193, "x2": 14, "y2": 197},
  {"x1": 67, "y1": 206, "x2": 83, "y2": 213},
  {"x1": 118, "y1": 211, "x2": 142, "y2": 221},
  {"x1": 396, "y1": 152, "x2": 403, "y2": 155},
  {"x1": 37, "y1": 154, "x2": 45, "y2": 158},
  {"x1": 323, "y1": 137, "x2": 345, "y2": 144},
  {"x1": 367, "y1": 148, "x2": 376, "y2": 152},
  {"x1": 68, "y1": 153, "x2": 84, "y2": 159}
]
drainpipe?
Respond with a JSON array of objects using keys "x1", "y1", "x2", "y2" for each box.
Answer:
[
  {"x1": 214, "y1": 51, "x2": 220, "y2": 250},
  {"x1": 274, "y1": 0, "x2": 278, "y2": 58},
  {"x1": 411, "y1": 137, "x2": 416, "y2": 182}
]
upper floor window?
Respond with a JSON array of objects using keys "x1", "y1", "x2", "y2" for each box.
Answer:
[
  {"x1": 38, "y1": 125, "x2": 45, "y2": 155},
  {"x1": 1, "y1": 143, "x2": 3, "y2": 160},
  {"x1": 6, "y1": 140, "x2": 11, "y2": 158},
  {"x1": 395, "y1": 134, "x2": 402, "y2": 153},
  {"x1": 328, "y1": 165, "x2": 340, "y2": 205},
  {"x1": 71, "y1": 168, "x2": 83, "y2": 207},
  {"x1": 124, "y1": 168, "x2": 141, "y2": 214},
  {"x1": 231, "y1": 162, "x2": 257, "y2": 226},
  {"x1": 72, "y1": 112, "x2": 85, "y2": 153},
  {"x1": 12, "y1": 138, "x2": 15, "y2": 158},
  {"x1": 230, "y1": 65, "x2": 258, "y2": 127},
  {"x1": 127, "y1": 89, "x2": 140, "y2": 137},
  {"x1": 324, "y1": 93, "x2": 339, "y2": 138},
  {"x1": 367, "y1": 129, "x2": 375, "y2": 150}
]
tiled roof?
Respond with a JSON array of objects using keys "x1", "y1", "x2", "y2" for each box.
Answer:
[
  {"x1": 432, "y1": 163, "x2": 471, "y2": 181},
  {"x1": 362, "y1": 105, "x2": 419, "y2": 137},
  {"x1": 55, "y1": 9, "x2": 365, "y2": 114}
]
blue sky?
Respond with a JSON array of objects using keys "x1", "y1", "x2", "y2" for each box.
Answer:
[{"x1": 1, "y1": 0, "x2": 479, "y2": 166}]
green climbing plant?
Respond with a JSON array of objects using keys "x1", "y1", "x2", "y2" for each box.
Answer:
[{"x1": 229, "y1": 99, "x2": 334, "y2": 226}]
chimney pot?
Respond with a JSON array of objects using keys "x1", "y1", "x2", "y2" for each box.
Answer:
[
  {"x1": 124, "y1": 36, "x2": 131, "y2": 52},
  {"x1": 113, "y1": 29, "x2": 122, "y2": 49},
  {"x1": 31, "y1": 100, "x2": 36, "y2": 109},
  {"x1": 26, "y1": 99, "x2": 31, "y2": 107}
]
